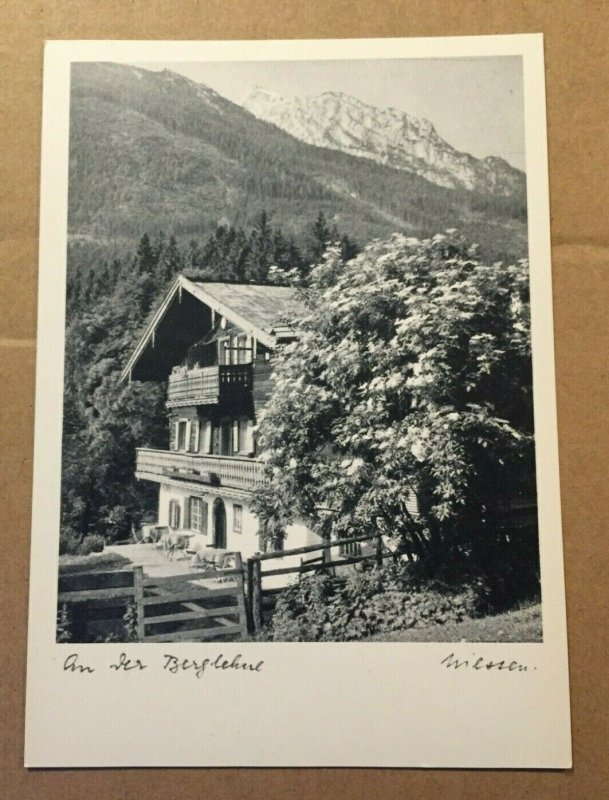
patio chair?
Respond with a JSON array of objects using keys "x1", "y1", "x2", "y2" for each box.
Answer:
[
  {"x1": 214, "y1": 552, "x2": 239, "y2": 585},
  {"x1": 154, "y1": 528, "x2": 171, "y2": 555},
  {"x1": 171, "y1": 535, "x2": 191, "y2": 562},
  {"x1": 190, "y1": 547, "x2": 217, "y2": 571}
]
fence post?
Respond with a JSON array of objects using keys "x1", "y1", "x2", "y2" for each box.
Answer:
[
  {"x1": 246, "y1": 558, "x2": 255, "y2": 633},
  {"x1": 133, "y1": 566, "x2": 146, "y2": 642},
  {"x1": 252, "y1": 558, "x2": 263, "y2": 633},
  {"x1": 375, "y1": 533, "x2": 383, "y2": 568}
]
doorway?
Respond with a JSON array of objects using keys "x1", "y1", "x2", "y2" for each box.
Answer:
[{"x1": 213, "y1": 499, "x2": 227, "y2": 548}]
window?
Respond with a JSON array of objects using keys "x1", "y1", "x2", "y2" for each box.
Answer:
[
  {"x1": 189, "y1": 497, "x2": 203, "y2": 532},
  {"x1": 168, "y1": 500, "x2": 181, "y2": 530},
  {"x1": 233, "y1": 504, "x2": 243, "y2": 533}
]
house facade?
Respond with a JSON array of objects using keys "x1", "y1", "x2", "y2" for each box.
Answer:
[{"x1": 122, "y1": 275, "x2": 320, "y2": 559}]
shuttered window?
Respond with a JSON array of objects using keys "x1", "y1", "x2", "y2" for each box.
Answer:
[{"x1": 189, "y1": 497, "x2": 202, "y2": 532}]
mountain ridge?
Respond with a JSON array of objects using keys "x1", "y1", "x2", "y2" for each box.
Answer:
[
  {"x1": 243, "y1": 86, "x2": 524, "y2": 196},
  {"x1": 67, "y1": 63, "x2": 527, "y2": 271}
]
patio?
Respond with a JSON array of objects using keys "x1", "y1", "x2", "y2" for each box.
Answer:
[{"x1": 104, "y1": 542, "x2": 203, "y2": 579}]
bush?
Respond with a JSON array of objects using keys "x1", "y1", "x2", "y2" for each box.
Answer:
[
  {"x1": 77, "y1": 533, "x2": 105, "y2": 556},
  {"x1": 270, "y1": 563, "x2": 481, "y2": 642},
  {"x1": 59, "y1": 526, "x2": 81, "y2": 555}
]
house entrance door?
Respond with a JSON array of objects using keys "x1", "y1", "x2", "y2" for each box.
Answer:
[{"x1": 213, "y1": 499, "x2": 227, "y2": 548}]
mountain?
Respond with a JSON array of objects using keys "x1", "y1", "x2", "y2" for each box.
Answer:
[
  {"x1": 67, "y1": 63, "x2": 527, "y2": 272},
  {"x1": 243, "y1": 87, "x2": 525, "y2": 197}
]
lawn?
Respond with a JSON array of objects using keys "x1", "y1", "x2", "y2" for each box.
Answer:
[
  {"x1": 365, "y1": 603, "x2": 542, "y2": 643},
  {"x1": 58, "y1": 550, "x2": 132, "y2": 574}
]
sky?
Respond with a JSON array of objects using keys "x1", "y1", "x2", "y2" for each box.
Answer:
[{"x1": 135, "y1": 57, "x2": 525, "y2": 170}]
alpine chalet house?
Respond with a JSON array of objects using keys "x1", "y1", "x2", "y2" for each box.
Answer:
[{"x1": 121, "y1": 275, "x2": 319, "y2": 559}]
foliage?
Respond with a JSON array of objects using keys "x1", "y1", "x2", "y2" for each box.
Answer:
[
  {"x1": 270, "y1": 563, "x2": 480, "y2": 642},
  {"x1": 59, "y1": 527, "x2": 81, "y2": 556},
  {"x1": 77, "y1": 534, "x2": 105, "y2": 556},
  {"x1": 254, "y1": 231, "x2": 539, "y2": 605},
  {"x1": 365, "y1": 602, "x2": 542, "y2": 643},
  {"x1": 122, "y1": 602, "x2": 140, "y2": 643},
  {"x1": 56, "y1": 604, "x2": 72, "y2": 642}
]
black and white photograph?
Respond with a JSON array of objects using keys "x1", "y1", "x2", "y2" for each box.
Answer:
[
  {"x1": 25, "y1": 36, "x2": 570, "y2": 769},
  {"x1": 56, "y1": 52, "x2": 540, "y2": 645}
]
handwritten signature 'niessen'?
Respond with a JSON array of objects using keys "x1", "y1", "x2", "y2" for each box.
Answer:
[{"x1": 440, "y1": 652, "x2": 534, "y2": 672}]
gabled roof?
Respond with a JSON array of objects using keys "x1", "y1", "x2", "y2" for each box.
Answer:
[
  {"x1": 190, "y1": 280, "x2": 308, "y2": 336},
  {"x1": 121, "y1": 275, "x2": 308, "y2": 382}
]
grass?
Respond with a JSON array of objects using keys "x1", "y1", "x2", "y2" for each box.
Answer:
[
  {"x1": 58, "y1": 551, "x2": 132, "y2": 574},
  {"x1": 365, "y1": 603, "x2": 542, "y2": 643}
]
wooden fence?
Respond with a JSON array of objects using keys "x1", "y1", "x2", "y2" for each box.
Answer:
[
  {"x1": 246, "y1": 532, "x2": 395, "y2": 632},
  {"x1": 57, "y1": 560, "x2": 248, "y2": 643},
  {"x1": 136, "y1": 563, "x2": 247, "y2": 643},
  {"x1": 58, "y1": 534, "x2": 398, "y2": 639}
]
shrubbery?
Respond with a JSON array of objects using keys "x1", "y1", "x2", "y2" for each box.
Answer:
[
  {"x1": 60, "y1": 530, "x2": 106, "y2": 556},
  {"x1": 59, "y1": 526, "x2": 81, "y2": 555},
  {"x1": 77, "y1": 533, "x2": 105, "y2": 556},
  {"x1": 269, "y1": 562, "x2": 482, "y2": 642}
]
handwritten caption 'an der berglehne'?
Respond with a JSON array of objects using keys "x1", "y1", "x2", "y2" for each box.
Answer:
[{"x1": 63, "y1": 651, "x2": 264, "y2": 678}]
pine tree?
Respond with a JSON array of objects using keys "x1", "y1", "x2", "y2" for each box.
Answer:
[
  {"x1": 133, "y1": 232, "x2": 157, "y2": 276},
  {"x1": 307, "y1": 210, "x2": 331, "y2": 266},
  {"x1": 246, "y1": 210, "x2": 274, "y2": 281}
]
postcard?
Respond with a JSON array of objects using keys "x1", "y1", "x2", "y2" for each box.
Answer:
[{"x1": 25, "y1": 34, "x2": 571, "y2": 768}]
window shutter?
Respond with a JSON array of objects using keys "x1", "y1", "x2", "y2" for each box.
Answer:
[
  {"x1": 189, "y1": 420, "x2": 199, "y2": 453},
  {"x1": 170, "y1": 421, "x2": 178, "y2": 451},
  {"x1": 201, "y1": 420, "x2": 211, "y2": 454},
  {"x1": 201, "y1": 500, "x2": 209, "y2": 535},
  {"x1": 169, "y1": 500, "x2": 181, "y2": 529},
  {"x1": 232, "y1": 420, "x2": 240, "y2": 454},
  {"x1": 183, "y1": 498, "x2": 191, "y2": 530}
]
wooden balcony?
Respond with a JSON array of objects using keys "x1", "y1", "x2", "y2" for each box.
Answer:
[
  {"x1": 166, "y1": 364, "x2": 252, "y2": 409},
  {"x1": 135, "y1": 448, "x2": 265, "y2": 493}
]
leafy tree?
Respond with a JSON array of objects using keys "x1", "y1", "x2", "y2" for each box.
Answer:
[{"x1": 253, "y1": 231, "x2": 538, "y2": 603}]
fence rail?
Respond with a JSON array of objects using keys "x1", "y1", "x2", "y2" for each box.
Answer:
[
  {"x1": 57, "y1": 561, "x2": 248, "y2": 643},
  {"x1": 246, "y1": 532, "x2": 392, "y2": 632}
]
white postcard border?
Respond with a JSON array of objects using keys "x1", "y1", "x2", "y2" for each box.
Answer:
[{"x1": 25, "y1": 34, "x2": 571, "y2": 769}]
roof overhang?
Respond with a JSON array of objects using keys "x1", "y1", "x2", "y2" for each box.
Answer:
[{"x1": 121, "y1": 276, "x2": 280, "y2": 383}]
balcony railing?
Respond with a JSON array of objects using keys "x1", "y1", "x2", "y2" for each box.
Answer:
[
  {"x1": 135, "y1": 448, "x2": 265, "y2": 493},
  {"x1": 166, "y1": 364, "x2": 252, "y2": 408}
]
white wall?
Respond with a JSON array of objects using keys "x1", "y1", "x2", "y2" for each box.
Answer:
[{"x1": 157, "y1": 483, "x2": 320, "y2": 560}]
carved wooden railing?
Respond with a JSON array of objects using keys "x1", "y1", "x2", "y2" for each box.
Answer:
[
  {"x1": 167, "y1": 364, "x2": 252, "y2": 408},
  {"x1": 135, "y1": 448, "x2": 265, "y2": 492}
]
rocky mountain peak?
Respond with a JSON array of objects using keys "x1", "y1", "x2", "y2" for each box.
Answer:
[{"x1": 243, "y1": 87, "x2": 523, "y2": 196}]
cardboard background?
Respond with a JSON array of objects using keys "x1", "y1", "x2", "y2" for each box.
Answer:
[{"x1": 1, "y1": 1, "x2": 606, "y2": 797}]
